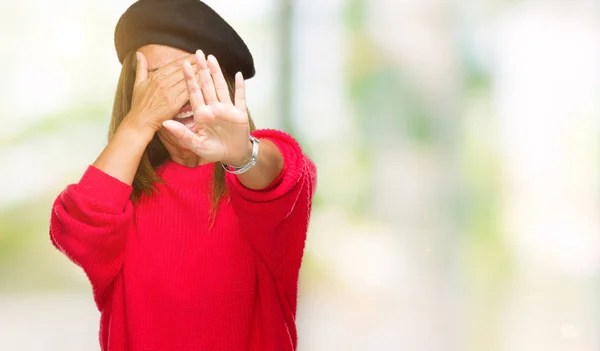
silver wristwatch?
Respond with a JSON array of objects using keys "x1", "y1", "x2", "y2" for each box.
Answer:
[{"x1": 221, "y1": 135, "x2": 260, "y2": 175}]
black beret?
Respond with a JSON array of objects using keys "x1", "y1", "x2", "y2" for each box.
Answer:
[{"x1": 114, "y1": 0, "x2": 255, "y2": 79}]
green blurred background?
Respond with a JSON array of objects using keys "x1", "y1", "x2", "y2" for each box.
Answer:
[{"x1": 1, "y1": 0, "x2": 600, "y2": 350}]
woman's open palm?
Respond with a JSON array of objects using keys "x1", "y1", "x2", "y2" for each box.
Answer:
[{"x1": 162, "y1": 50, "x2": 251, "y2": 166}]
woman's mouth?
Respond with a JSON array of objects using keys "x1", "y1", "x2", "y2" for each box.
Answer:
[{"x1": 174, "y1": 109, "x2": 195, "y2": 130}]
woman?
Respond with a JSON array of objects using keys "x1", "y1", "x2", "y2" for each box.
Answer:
[{"x1": 49, "y1": 1, "x2": 316, "y2": 350}]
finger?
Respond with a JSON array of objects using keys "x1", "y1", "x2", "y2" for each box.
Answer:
[
  {"x1": 172, "y1": 80, "x2": 190, "y2": 110},
  {"x1": 161, "y1": 63, "x2": 198, "y2": 88},
  {"x1": 183, "y1": 60, "x2": 205, "y2": 109},
  {"x1": 195, "y1": 50, "x2": 218, "y2": 105},
  {"x1": 234, "y1": 72, "x2": 247, "y2": 114},
  {"x1": 162, "y1": 120, "x2": 206, "y2": 153},
  {"x1": 135, "y1": 52, "x2": 148, "y2": 85},
  {"x1": 155, "y1": 53, "x2": 197, "y2": 76},
  {"x1": 174, "y1": 79, "x2": 189, "y2": 100},
  {"x1": 207, "y1": 55, "x2": 232, "y2": 104}
]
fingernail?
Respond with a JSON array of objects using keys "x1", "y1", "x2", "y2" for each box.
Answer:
[{"x1": 136, "y1": 52, "x2": 141, "y2": 62}]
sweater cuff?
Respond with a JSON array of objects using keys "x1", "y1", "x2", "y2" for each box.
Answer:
[
  {"x1": 226, "y1": 129, "x2": 304, "y2": 202},
  {"x1": 78, "y1": 165, "x2": 133, "y2": 210}
]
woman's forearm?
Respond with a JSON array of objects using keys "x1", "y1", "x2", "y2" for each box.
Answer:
[{"x1": 93, "y1": 115, "x2": 155, "y2": 185}]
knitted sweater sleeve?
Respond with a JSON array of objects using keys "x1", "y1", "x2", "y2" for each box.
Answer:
[
  {"x1": 50, "y1": 166, "x2": 133, "y2": 310},
  {"x1": 225, "y1": 129, "x2": 317, "y2": 227}
]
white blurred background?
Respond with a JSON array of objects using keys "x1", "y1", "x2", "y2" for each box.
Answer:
[{"x1": 1, "y1": 0, "x2": 600, "y2": 350}]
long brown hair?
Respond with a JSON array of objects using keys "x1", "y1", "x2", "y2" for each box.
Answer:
[{"x1": 108, "y1": 51, "x2": 256, "y2": 213}]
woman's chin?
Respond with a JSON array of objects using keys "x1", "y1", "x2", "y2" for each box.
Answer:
[
  {"x1": 172, "y1": 142, "x2": 193, "y2": 154},
  {"x1": 157, "y1": 132, "x2": 194, "y2": 157}
]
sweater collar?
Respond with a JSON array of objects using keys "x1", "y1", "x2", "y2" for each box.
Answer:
[{"x1": 157, "y1": 159, "x2": 215, "y2": 186}]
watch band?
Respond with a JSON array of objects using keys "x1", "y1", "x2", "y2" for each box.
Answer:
[{"x1": 221, "y1": 135, "x2": 260, "y2": 175}]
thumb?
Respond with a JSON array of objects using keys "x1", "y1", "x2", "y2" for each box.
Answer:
[{"x1": 134, "y1": 52, "x2": 148, "y2": 85}]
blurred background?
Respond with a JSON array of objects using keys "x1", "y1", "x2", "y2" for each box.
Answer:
[{"x1": 1, "y1": 0, "x2": 600, "y2": 350}]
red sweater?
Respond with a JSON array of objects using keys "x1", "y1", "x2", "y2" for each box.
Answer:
[{"x1": 50, "y1": 129, "x2": 316, "y2": 351}]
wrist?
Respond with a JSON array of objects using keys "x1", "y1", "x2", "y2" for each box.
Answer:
[
  {"x1": 223, "y1": 139, "x2": 254, "y2": 167},
  {"x1": 121, "y1": 112, "x2": 156, "y2": 136},
  {"x1": 123, "y1": 111, "x2": 160, "y2": 132},
  {"x1": 116, "y1": 117, "x2": 155, "y2": 148},
  {"x1": 221, "y1": 136, "x2": 260, "y2": 175}
]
